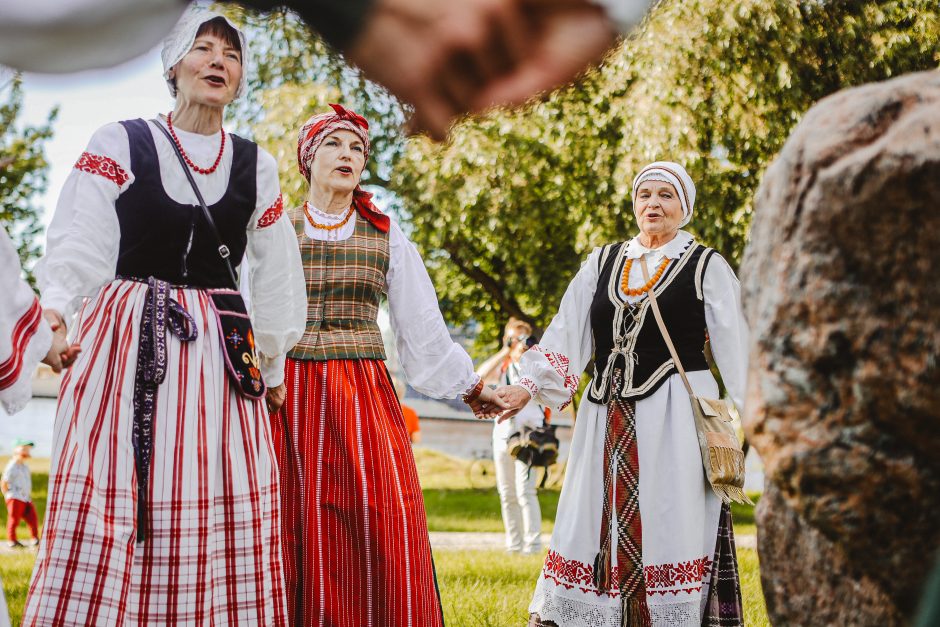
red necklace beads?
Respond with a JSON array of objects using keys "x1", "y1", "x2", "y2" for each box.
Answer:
[{"x1": 166, "y1": 111, "x2": 226, "y2": 175}]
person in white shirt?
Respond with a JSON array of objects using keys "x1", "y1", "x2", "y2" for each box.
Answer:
[
  {"x1": 1, "y1": 439, "x2": 40, "y2": 549},
  {"x1": 271, "y1": 103, "x2": 506, "y2": 626},
  {"x1": 497, "y1": 162, "x2": 749, "y2": 627},
  {"x1": 23, "y1": 8, "x2": 306, "y2": 623},
  {"x1": 477, "y1": 318, "x2": 547, "y2": 555}
]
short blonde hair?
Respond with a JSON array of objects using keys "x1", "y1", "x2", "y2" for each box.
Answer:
[{"x1": 503, "y1": 317, "x2": 532, "y2": 342}]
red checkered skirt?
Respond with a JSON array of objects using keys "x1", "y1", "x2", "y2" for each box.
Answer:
[
  {"x1": 23, "y1": 279, "x2": 287, "y2": 626},
  {"x1": 273, "y1": 358, "x2": 443, "y2": 627}
]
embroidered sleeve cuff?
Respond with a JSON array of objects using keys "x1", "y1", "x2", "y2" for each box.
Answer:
[{"x1": 517, "y1": 377, "x2": 538, "y2": 399}]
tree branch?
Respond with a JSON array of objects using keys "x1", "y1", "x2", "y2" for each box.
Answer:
[{"x1": 443, "y1": 243, "x2": 534, "y2": 327}]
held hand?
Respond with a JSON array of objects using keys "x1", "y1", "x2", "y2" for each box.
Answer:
[
  {"x1": 466, "y1": 383, "x2": 511, "y2": 419},
  {"x1": 41, "y1": 309, "x2": 81, "y2": 373},
  {"x1": 266, "y1": 383, "x2": 287, "y2": 414},
  {"x1": 473, "y1": 0, "x2": 617, "y2": 111},
  {"x1": 494, "y1": 384, "x2": 532, "y2": 423},
  {"x1": 348, "y1": 0, "x2": 531, "y2": 140}
]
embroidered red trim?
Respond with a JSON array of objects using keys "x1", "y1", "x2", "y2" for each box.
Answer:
[
  {"x1": 518, "y1": 376, "x2": 539, "y2": 399},
  {"x1": 540, "y1": 549, "x2": 712, "y2": 599},
  {"x1": 256, "y1": 194, "x2": 284, "y2": 229},
  {"x1": 644, "y1": 556, "x2": 712, "y2": 589},
  {"x1": 0, "y1": 299, "x2": 43, "y2": 390},
  {"x1": 74, "y1": 152, "x2": 129, "y2": 187},
  {"x1": 528, "y1": 345, "x2": 579, "y2": 410}
]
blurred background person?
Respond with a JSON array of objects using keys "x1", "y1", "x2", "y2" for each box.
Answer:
[
  {"x1": 394, "y1": 377, "x2": 422, "y2": 445},
  {"x1": 1, "y1": 439, "x2": 40, "y2": 550},
  {"x1": 477, "y1": 318, "x2": 545, "y2": 555}
]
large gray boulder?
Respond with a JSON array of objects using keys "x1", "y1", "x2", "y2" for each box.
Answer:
[{"x1": 741, "y1": 70, "x2": 940, "y2": 625}]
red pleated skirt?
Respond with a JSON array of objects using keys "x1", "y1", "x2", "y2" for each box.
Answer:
[{"x1": 272, "y1": 358, "x2": 443, "y2": 627}]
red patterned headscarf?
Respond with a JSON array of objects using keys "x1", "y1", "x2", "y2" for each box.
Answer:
[
  {"x1": 297, "y1": 103, "x2": 371, "y2": 182},
  {"x1": 297, "y1": 104, "x2": 388, "y2": 233}
]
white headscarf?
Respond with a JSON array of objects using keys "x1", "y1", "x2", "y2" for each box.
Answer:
[
  {"x1": 161, "y1": 5, "x2": 249, "y2": 100},
  {"x1": 631, "y1": 161, "x2": 696, "y2": 228}
]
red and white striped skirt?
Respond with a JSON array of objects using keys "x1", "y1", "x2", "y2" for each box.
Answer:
[
  {"x1": 273, "y1": 358, "x2": 443, "y2": 627},
  {"x1": 23, "y1": 279, "x2": 287, "y2": 626}
]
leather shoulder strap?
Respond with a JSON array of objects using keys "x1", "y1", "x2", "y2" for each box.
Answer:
[{"x1": 642, "y1": 259, "x2": 695, "y2": 397}]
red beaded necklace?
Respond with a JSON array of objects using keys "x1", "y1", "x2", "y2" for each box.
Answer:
[{"x1": 166, "y1": 111, "x2": 226, "y2": 175}]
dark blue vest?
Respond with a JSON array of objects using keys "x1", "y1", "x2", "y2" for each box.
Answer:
[{"x1": 115, "y1": 118, "x2": 257, "y2": 287}]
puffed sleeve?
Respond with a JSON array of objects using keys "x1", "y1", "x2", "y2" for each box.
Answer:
[
  {"x1": 0, "y1": 229, "x2": 53, "y2": 415},
  {"x1": 518, "y1": 247, "x2": 602, "y2": 411},
  {"x1": 36, "y1": 122, "x2": 133, "y2": 324},
  {"x1": 245, "y1": 149, "x2": 306, "y2": 388},
  {"x1": 702, "y1": 253, "x2": 749, "y2": 414},
  {"x1": 386, "y1": 220, "x2": 479, "y2": 399}
]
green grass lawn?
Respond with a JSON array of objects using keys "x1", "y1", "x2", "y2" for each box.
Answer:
[
  {"x1": 0, "y1": 450, "x2": 766, "y2": 625},
  {"x1": 412, "y1": 448, "x2": 758, "y2": 537}
]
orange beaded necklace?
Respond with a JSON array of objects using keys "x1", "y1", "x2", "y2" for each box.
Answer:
[
  {"x1": 303, "y1": 201, "x2": 355, "y2": 231},
  {"x1": 620, "y1": 257, "x2": 669, "y2": 297}
]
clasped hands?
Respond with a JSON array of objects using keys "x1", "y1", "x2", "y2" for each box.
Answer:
[
  {"x1": 41, "y1": 309, "x2": 81, "y2": 373},
  {"x1": 466, "y1": 383, "x2": 534, "y2": 423},
  {"x1": 348, "y1": 0, "x2": 617, "y2": 140}
]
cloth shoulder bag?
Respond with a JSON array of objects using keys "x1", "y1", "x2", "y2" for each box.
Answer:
[
  {"x1": 151, "y1": 119, "x2": 266, "y2": 399},
  {"x1": 641, "y1": 260, "x2": 752, "y2": 505}
]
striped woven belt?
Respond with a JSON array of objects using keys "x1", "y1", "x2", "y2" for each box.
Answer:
[{"x1": 131, "y1": 277, "x2": 196, "y2": 542}]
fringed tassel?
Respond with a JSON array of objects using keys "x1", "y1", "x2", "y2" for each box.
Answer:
[
  {"x1": 710, "y1": 482, "x2": 754, "y2": 506},
  {"x1": 593, "y1": 549, "x2": 612, "y2": 592},
  {"x1": 621, "y1": 597, "x2": 652, "y2": 627},
  {"x1": 708, "y1": 446, "x2": 746, "y2": 480}
]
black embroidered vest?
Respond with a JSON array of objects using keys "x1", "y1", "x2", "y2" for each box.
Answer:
[
  {"x1": 115, "y1": 118, "x2": 257, "y2": 287},
  {"x1": 586, "y1": 239, "x2": 716, "y2": 404}
]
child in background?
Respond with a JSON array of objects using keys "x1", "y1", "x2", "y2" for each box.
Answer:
[{"x1": 2, "y1": 439, "x2": 39, "y2": 549}]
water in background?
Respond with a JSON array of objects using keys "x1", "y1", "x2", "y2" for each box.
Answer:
[{"x1": 0, "y1": 398, "x2": 56, "y2": 458}]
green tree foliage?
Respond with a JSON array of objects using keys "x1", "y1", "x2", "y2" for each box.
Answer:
[
  {"x1": 0, "y1": 75, "x2": 56, "y2": 286},
  {"x1": 228, "y1": 1, "x2": 939, "y2": 349},
  {"x1": 393, "y1": 0, "x2": 940, "y2": 346}
]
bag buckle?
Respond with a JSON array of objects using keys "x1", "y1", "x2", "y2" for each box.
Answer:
[{"x1": 218, "y1": 244, "x2": 231, "y2": 259}]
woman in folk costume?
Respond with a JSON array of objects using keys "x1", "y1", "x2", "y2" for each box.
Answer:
[
  {"x1": 0, "y1": 228, "x2": 80, "y2": 627},
  {"x1": 24, "y1": 8, "x2": 306, "y2": 625},
  {"x1": 274, "y1": 105, "x2": 505, "y2": 626},
  {"x1": 497, "y1": 162, "x2": 749, "y2": 627}
]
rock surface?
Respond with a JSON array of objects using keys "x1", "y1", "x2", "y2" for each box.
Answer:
[{"x1": 741, "y1": 70, "x2": 940, "y2": 625}]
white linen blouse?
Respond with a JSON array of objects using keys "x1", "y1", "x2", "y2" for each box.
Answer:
[
  {"x1": 36, "y1": 117, "x2": 307, "y2": 387},
  {"x1": 519, "y1": 230, "x2": 749, "y2": 413},
  {"x1": 301, "y1": 203, "x2": 479, "y2": 399}
]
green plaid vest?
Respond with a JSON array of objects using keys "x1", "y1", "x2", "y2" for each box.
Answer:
[{"x1": 287, "y1": 207, "x2": 389, "y2": 361}]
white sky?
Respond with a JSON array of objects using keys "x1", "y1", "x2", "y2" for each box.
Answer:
[{"x1": 20, "y1": 46, "x2": 172, "y2": 230}]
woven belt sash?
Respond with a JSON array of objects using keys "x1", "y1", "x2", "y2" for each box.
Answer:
[{"x1": 132, "y1": 277, "x2": 196, "y2": 542}]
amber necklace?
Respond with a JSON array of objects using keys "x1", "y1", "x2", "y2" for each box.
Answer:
[
  {"x1": 621, "y1": 257, "x2": 669, "y2": 297},
  {"x1": 303, "y1": 201, "x2": 355, "y2": 231}
]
